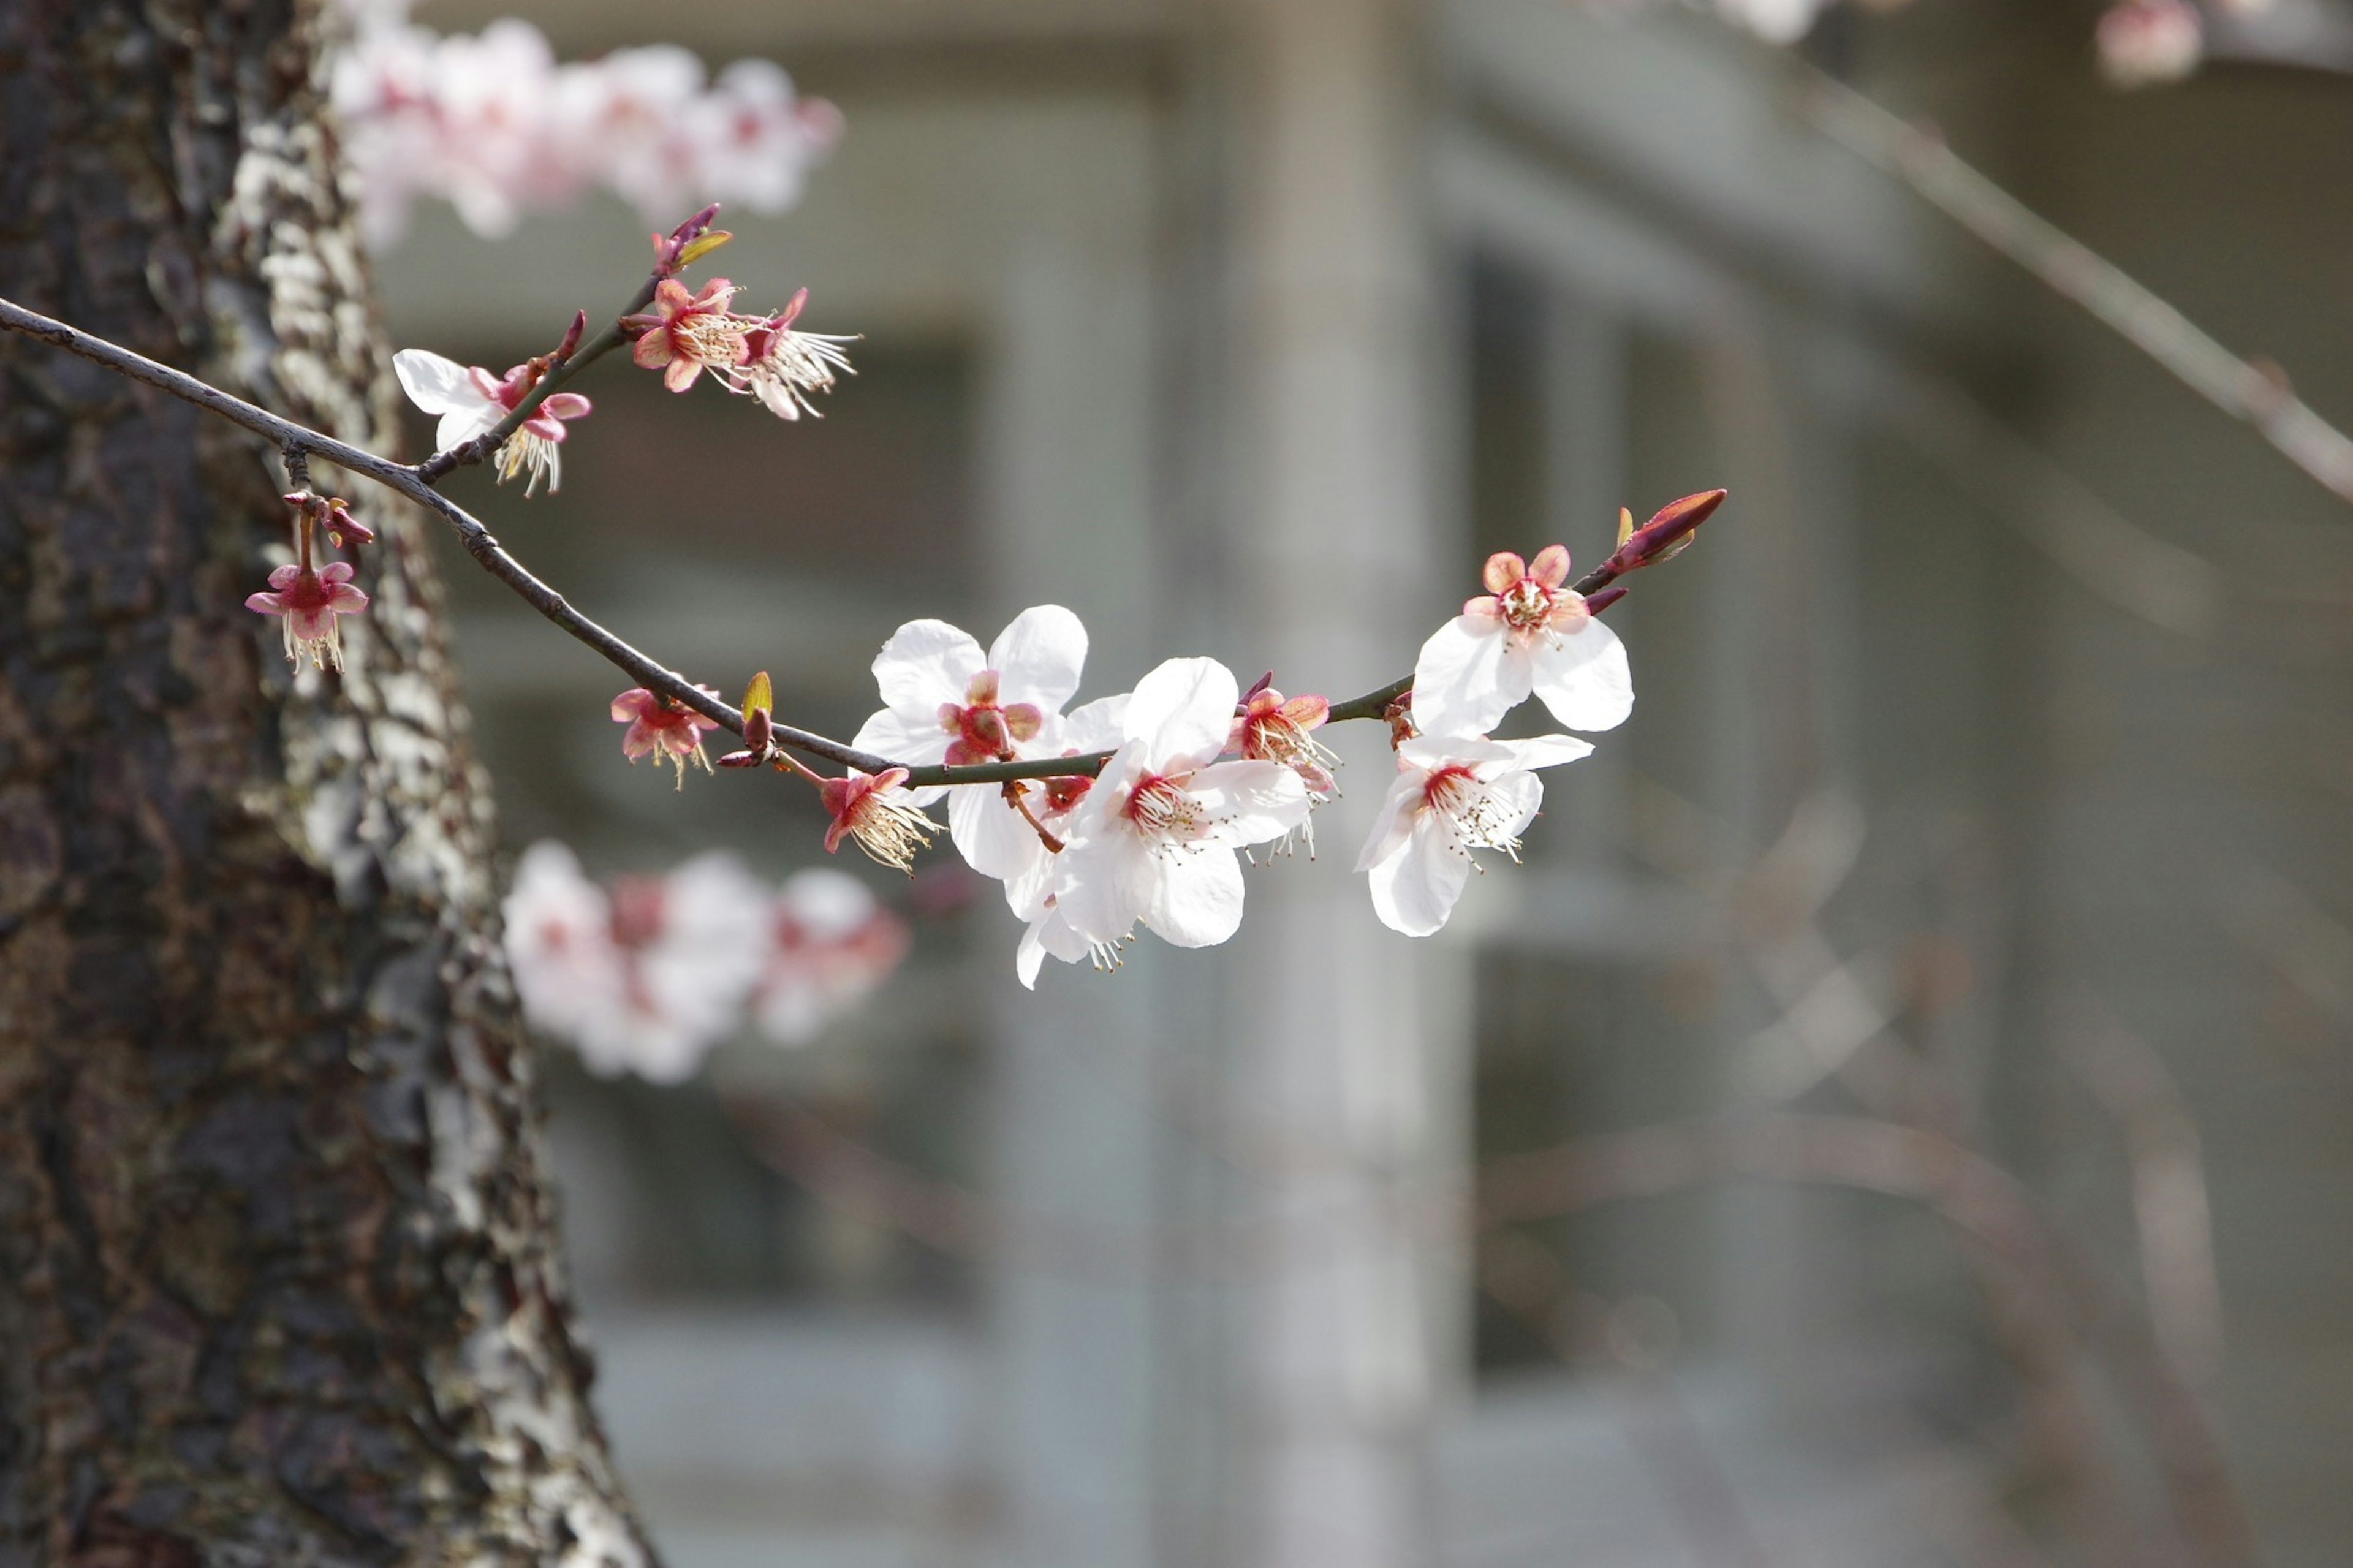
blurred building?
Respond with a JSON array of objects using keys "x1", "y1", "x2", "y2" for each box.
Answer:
[{"x1": 385, "y1": 1, "x2": 2353, "y2": 1564}]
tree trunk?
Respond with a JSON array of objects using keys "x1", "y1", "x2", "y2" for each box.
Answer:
[{"x1": 0, "y1": 2, "x2": 650, "y2": 1561}]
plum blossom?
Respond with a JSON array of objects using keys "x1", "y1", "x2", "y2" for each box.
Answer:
[
  {"x1": 755, "y1": 868, "x2": 910, "y2": 1045},
  {"x1": 2097, "y1": 0, "x2": 2205, "y2": 85},
  {"x1": 394, "y1": 349, "x2": 592, "y2": 493},
  {"x1": 1355, "y1": 733, "x2": 1594, "y2": 937},
  {"x1": 723, "y1": 289, "x2": 857, "y2": 420},
  {"x1": 819, "y1": 768, "x2": 941, "y2": 873},
  {"x1": 1411, "y1": 545, "x2": 1632, "y2": 739},
  {"x1": 1231, "y1": 678, "x2": 1338, "y2": 855},
  {"x1": 1048, "y1": 658, "x2": 1311, "y2": 958},
  {"x1": 626, "y1": 277, "x2": 752, "y2": 393},
  {"x1": 246, "y1": 561, "x2": 369, "y2": 672},
  {"x1": 501, "y1": 842, "x2": 770, "y2": 1081},
  {"x1": 851, "y1": 606, "x2": 1089, "y2": 875},
  {"x1": 329, "y1": 5, "x2": 838, "y2": 249},
  {"x1": 612, "y1": 686, "x2": 723, "y2": 787}
]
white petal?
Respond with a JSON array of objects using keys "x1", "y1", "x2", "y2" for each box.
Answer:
[
  {"x1": 1353, "y1": 768, "x2": 1426, "y2": 874},
  {"x1": 1477, "y1": 769, "x2": 1547, "y2": 845},
  {"x1": 1529, "y1": 619, "x2": 1634, "y2": 732},
  {"x1": 1396, "y1": 733, "x2": 1515, "y2": 773},
  {"x1": 1016, "y1": 922, "x2": 1049, "y2": 989},
  {"x1": 1125, "y1": 657, "x2": 1237, "y2": 769},
  {"x1": 393, "y1": 348, "x2": 474, "y2": 415},
  {"x1": 988, "y1": 605, "x2": 1088, "y2": 714},
  {"x1": 1409, "y1": 616, "x2": 1521, "y2": 738},
  {"x1": 1186, "y1": 759, "x2": 1309, "y2": 847},
  {"x1": 950, "y1": 782, "x2": 1049, "y2": 884},
  {"x1": 1367, "y1": 816, "x2": 1475, "y2": 937},
  {"x1": 851, "y1": 705, "x2": 953, "y2": 767},
  {"x1": 442, "y1": 401, "x2": 505, "y2": 450},
  {"x1": 872, "y1": 619, "x2": 985, "y2": 714},
  {"x1": 1491, "y1": 733, "x2": 1596, "y2": 773},
  {"x1": 1143, "y1": 845, "x2": 1246, "y2": 947},
  {"x1": 1060, "y1": 694, "x2": 1131, "y2": 754},
  {"x1": 1057, "y1": 833, "x2": 1151, "y2": 945}
]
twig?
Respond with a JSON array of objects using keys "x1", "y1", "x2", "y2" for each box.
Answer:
[
  {"x1": 1799, "y1": 66, "x2": 2353, "y2": 508},
  {"x1": 0, "y1": 294, "x2": 1648, "y2": 790}
]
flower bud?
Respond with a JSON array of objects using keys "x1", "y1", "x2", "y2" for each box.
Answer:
[{"x1": 1608, "y1": 488, "x2": 1725, "y2": 574}]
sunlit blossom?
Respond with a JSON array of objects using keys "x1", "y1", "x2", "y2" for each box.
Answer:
[
  {"x1": 723, "y1": 288, "x2": 857, "y2": 420},
  {"x1": 1050, "y1": 658, "x2": 1310, "y2": 956},
  {"x1": 1355, "y1": 733, "x2": 1594, "y2": 937},
  {"x1": 819, "y1": 767, "x2": 941, "y2": 873},
  {"x1": 395, "y1": 348, "x2": 591, "y2": 493},
  {"x1": 625, "y1": 277, "x2": 749, "y2": 392},
  {"x1": 851, "y1": 605, "x2": 1090, "y2": 881},
  {"x1": 1411, "y1": 545, "x2": 1632, "y2": 739}
]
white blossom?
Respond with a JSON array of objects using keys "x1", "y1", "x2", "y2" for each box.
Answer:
[{"x1": 1355, "y1": 734, "x2": 1594, "y2": 937}]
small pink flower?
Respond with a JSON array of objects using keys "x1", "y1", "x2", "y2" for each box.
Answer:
[
  {"x1": 818, "y1": 767, "x2": 939, "y2": 873},
  {"x1": 1411, "y1": 545, "x2": 1632, "y2": 738},
  {"x1": 1231, "y1": 681, "x2": 1338, "y2": 798},
  {"x1": 724, "y1": 287, "x2": 856, "y2": 420},
  {"x1": 247, "y1": 561, "x2": 369, "y2": 672},
  {"x1": 625, "y1": 276, "x2": 749, "y2": 392},
  {"x1": 612, "y1": 685, "x2": 722, "y2": 787}
]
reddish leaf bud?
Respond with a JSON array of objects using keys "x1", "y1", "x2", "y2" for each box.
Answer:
[
  {"x1": 1584, "y1": 585, "x2": 1627, "y2": 615},
  {"x1": 1610, "y1": 488, "x2": 1726, "y2": 573},
  {"x1": 323, "y1": 499, "x2": 375, "y2": 548},
  {"x1": 554, "y1": 309, "x2": 588, "y2": 362}
]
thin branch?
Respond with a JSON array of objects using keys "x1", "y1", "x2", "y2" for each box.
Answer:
[
  {"x1": 0, "y1": 294, "x2": 1651, "y2": 794},
  {"x1": 1799, "y1": 67, "x2": 2353, "y2": 507}
]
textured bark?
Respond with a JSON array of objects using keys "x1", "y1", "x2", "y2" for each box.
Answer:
[{"x1": 0, "y1": 2, "x2": 651, "y2": 1562}]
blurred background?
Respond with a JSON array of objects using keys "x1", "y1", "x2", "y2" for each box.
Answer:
[{"x1": 371, "y1": 1, "x2": 2353, "y2": 1563}]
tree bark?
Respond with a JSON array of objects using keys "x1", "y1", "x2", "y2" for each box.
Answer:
[{"x1": 0, "y1": 2, "x2": 651, "y2": 1561}]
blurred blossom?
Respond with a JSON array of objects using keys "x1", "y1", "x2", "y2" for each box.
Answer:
[
  {"x1": 502, "y1": 843, "x2": 770, "y2": 1081},
  {"x1": 755, "y1": 869, "x2": 911, "y2": 1045},
  {"x1": 330, "y1": 1, "x2": 838, "y2": 248},
  {"x1": 2097, "y1": 0, "x2": 2207, "y2": 85},
  {"x1": 1715, "y1": 0, "x2": 1833, "y2": 44}
]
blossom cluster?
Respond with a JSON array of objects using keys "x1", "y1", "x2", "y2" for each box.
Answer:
[
  {"x1": 330, "y1": 1, "x2": 839, "y2": 248},
  {"x1": 502, "y1": 842, "x2": 908, "y2": 1081},
  {"x1": 698, "y1": 494, "x2": 1716, "y2": 988}
]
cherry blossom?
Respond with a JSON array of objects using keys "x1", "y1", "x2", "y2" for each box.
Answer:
[
  {"x1": 850, "y1": 605, "x2": 1089, "y2": 877},
  {"x1": 612, "y1": 686, "x2": 723, "y2": 787},
  {"x1": 1049, "y1": 658, "x2": 1311, "y2": 955},
  {"x1": 395, "y1": 348, "x2": 592, "y2": 493},
  {"x1": 625, "y1": 277, "x2": 750, "y2": 392},
  {"x1": 247, "y1": 561, "x2": 369, "y2": 672},
  {"x1": 1411, "y1": 545, "x2": 1632, "y2": 739},
  {"x1": 1231, "y1": 677, "x2": 1338, "y2": 855},
  {"x1": 330, "y1": 5, "x2": 838, "y2": 249},
  {"x1": 723, "y1": 289, "x2": 857, "y2": 420},
  {"x1": 501, "y1": 842, "x2": 769, "y2": 1081},
  {"x1": 1356, "y1": 733, "x2": 1595, "y2": 938},
  {"x1": 819, "y1": 767, "x2": 941, "y2": 873},
  {"x1": 2097, "y1": 0, "x2": 2205, "y2": 86},
  {"x1": 754, "y1": 868, "x2": 911, "y2": 1045}
]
